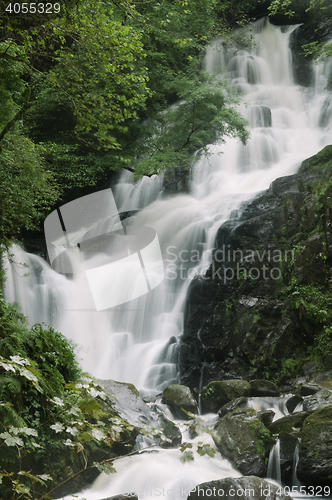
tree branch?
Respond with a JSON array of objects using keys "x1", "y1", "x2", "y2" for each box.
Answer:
[
  {"x1": 0, "y1": 51, "x2": 25, "y2": 63},
  {"x1": 0, "y1": 87, "x2": 34, "y2": 152}
]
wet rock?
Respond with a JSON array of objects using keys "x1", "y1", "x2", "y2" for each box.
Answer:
[
  {"x1": 302, "y1": 388, "x2": 332, "y2": 413},
  {"x1": 99, "y1": 380, "x2": 181, "y2": 445},
  {"x1": 258, "y1": 410, "x2": 275, "y2": 426},
  {"x1": 162, "y1": 384, "x2": 198, "y2": 419},
  {"x1": 249, "y1": 105, "x2": 272, "y2": 127},
  {"x1": 279, "y1": 433, "x2": 299, "y2": 486},
  {"x1": 324, "y1": 353, "x2": 332, "y2": 371},
  {"x1": 298, "y1": 405, "x2": 332, "y2": 486},
  {"x1": 300, "y1": 145, "x2": 332, "y2": 173},
  {"x1": 267, "y1": 412, "x2": 309, "y2": 436},
  {"x1": 100, "y1": 379, "x2": 160, "y2": 427},
  {"x1": 285, "y1": 395, "x2": 303, "y2": 414},
  {"x1": 187, "y1": 476, "x2": 292, "y2": 500},
  {"x1": 158, "y1": 414, "x2": 182, "y2": 447},
  {"x1": 201, "y1": 380, "x2": 251, "y2": 414},
  {"x1": 163, "y1": 167, "x2": 190, "y2": 194},
  {"x1": 297, "y1": 382, "x2": 321, "y2": 396},
  {"x1": 213, "y1": 408, "x2": 273, "y2": 476},
  {"x1": 289, "y1": 24, "x2": 315, "y2": 87},
  {"x1": 250, "y1": 380, "x2": 279, "y2": 397},
  {"x1": 180, "y1": 146, "x2": 332, "y2": 389},
  {"x1": 313, "y1": 372, "x2": 332, "y2": 385},
  {"x1": 218, "y1": 396, "x2": 248, "y2": 417}
]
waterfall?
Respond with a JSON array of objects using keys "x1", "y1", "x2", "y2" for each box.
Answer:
[
  {"x1": 6, "y1": 19, "x2": 332, "y2": 394},
  {"x1": 292, "y1": 439, "x2": 301, "y2": 488},
  {"x1": 267, "y1": 438, "x2": 281, "y2": 484},
  {"x1": 3, "y1": 18, "x2": 332, "y2": 499}
]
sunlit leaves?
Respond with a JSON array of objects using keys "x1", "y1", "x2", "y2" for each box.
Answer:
[
  {"x1": 50, "y1": 422, "x2": 65, "y2": 433},
  {"x1": 93, "y1": 462, "x2": 116, "y2": 475},
  {"x1": 130, "y1": 69, "x2": 249, "y2": 178},
  {"x1": 0, "y1": 432, "x2": 24, "y2": 447}
]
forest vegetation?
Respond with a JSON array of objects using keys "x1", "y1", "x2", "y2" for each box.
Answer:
[{"x1": 0, "y1": 0, "x2": 331, "y2": 497}]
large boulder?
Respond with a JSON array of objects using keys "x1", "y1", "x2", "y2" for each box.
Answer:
[
  {"x1": 295, "y1": 382, "x2": 321, "y2": 396},
  {"x1": 285, "y1": 395, "x2": 303, "y2": 414},
  {"x1": 201, "y1": 380, "x2": 251, "y2": 413},
  {"x1": 302, "y1": 388, "x2": 332, "y2": 413},
  {"x1": 212, "y1": 408, "x2": 273, "y2": 476},
  {"x1": 218, "y1": 396, "x2": 248, "y2": 417},
  {"x1": 99, "y1": 380, "x2": 181, "y2": 445},
  {"x1": 297, "y1": 405, "x2": 332, "y2": 486},
  {"x1": 188, "y1": 476, "x2": 292, "y2": 500},
  {"x1": 250, "y1": 380, "x2": 279, "y2": 397},
  {"x1": 162, "y1": 384, "x2": 198, "y2": 419},
  {"x1": 267, "y1": 412, "x2": 309, "y2": 436}
]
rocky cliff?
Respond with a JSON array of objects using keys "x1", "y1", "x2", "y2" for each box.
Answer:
[{"x1": 179, "y1": 145, "x2": 332, "y2": 389}]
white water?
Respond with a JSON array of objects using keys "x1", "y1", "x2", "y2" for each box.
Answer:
[
  {"x1": 4, "y1": 18, "x2": 332, "y2": 499},
  {"x1": 267, "y1": 438, "x2": 281, "y2": 484}
]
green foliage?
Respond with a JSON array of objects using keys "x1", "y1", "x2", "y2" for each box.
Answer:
[
  {"x1": 0, "y1": 132, "x2": 58, "y2": 246},
  {"x1": 0, "y1": 0, "x2": 254, "y2": 233},
  {"x1": 248, "y1": 420, "x2": 272, "y2": 460},
  {"x1": 286, "y1": 285, "x2": 332, "y2": 324},
  {"x1": 180, "y1": 450, "x2": 195, "y2": 463},
  {"x1": 301, "y1": 145, "x2": 332, "y2": 173},
  {"x1": 129, "y1": 69, "x2": 249, "y2": 178},
  {"x1": 46, "y1": 1, "x2": 150, "y2": 149},
  {"x1": 197, "y1": 443, "x2": 216, "y2": 457},
  {"x1": 0, "y1": 296, "x2": 136, "y2": 499}
]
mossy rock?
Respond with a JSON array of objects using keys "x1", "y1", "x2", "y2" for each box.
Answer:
[
  {"x1": 218, "y1": 396, "x2": 248, "y2": 418},
  {"x1": 162, "y1": 384, "x2": 198, "y2": 419},
  {"x1": 267, "y1": 411, "x2": 309, "y2": 436},
  {"x1": 300, "y1": 144, "x2": 332, "y2": 173},
  {"x1": 250, "y1": 379, "x2": 279, "y2": 397},
  {"x1": 302, "y1": 388, "x2": 332, "y2": 413},
  {"x1": 212, "y1": 408, "x2": 273, "y2": 476},
  {"x1": 158, "y1": 414, "x2": 182, "y2": 447},
  {"x1": 298, "y1": 405, "x2": 332, "y2": 486},
  {"x1": 201, "y1": 380, "x2": 251, "y2": 414}
]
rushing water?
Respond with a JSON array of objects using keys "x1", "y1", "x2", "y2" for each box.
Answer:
[{"x1": 4, "y1": 18, "x2": 332, "y2": 500}]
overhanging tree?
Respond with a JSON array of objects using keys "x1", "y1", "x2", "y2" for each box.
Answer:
[{"x1": 126, "y1": 70, "x2": 250, "y2": 178}]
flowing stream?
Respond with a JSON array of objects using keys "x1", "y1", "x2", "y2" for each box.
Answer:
[{"x1": 4, "y1": 18, "x2": 332, "y2": 500}]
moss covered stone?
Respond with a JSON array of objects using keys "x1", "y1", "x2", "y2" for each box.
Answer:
[
  {"x1": 300, "y1": 144, "x2": 332, "y2": 173},
  {"x1": 298, "y1": 405, "x2": 332, "y2": 486},
  {"x1": 162, "y1": 384, "x2": 198, "y2": 419},
  {"x1": 201, "y1": 380, "x2": 251, "y2": 413},
  {"x1": 212, "y1": 408, "x2": 273, "y2": 476},
  {"x1": 267, "y1": 412, "x2": 309, "y2": 436}
]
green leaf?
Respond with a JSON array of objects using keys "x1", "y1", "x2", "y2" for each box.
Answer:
[
  {"x1": 0, "y1": 432, "x2": 24, "y2": 447},
  {"x1": 93, "y1": 462, "x2": 117, "y2": 475},
  {"x1": 180, "y1": 451, "x2": 194, "y2": 463},
  {"x1": 197, "y1": 444, "x2": 216, "y2": 457}
]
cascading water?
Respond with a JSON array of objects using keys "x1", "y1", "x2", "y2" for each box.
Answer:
[
  {"x1": 267, "y1": 439, "x2": 281, "y2": 484},
  {"x1": 292, "y1": 440, "x2": 301, "y2": 488},
  {"x1": 4, "y1": 18, "x2": 332, "y2": 500}
]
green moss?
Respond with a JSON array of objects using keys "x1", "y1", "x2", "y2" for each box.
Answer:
[
  {"x1": 300, "y1": 145, "x2": 332, "y2": 173},
  {"x1": 248, "y1": 420, "x2": 273, "y2": 460},
  {"x1": 301, "y1": 405, "x2": 332, "y2": 449}
]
